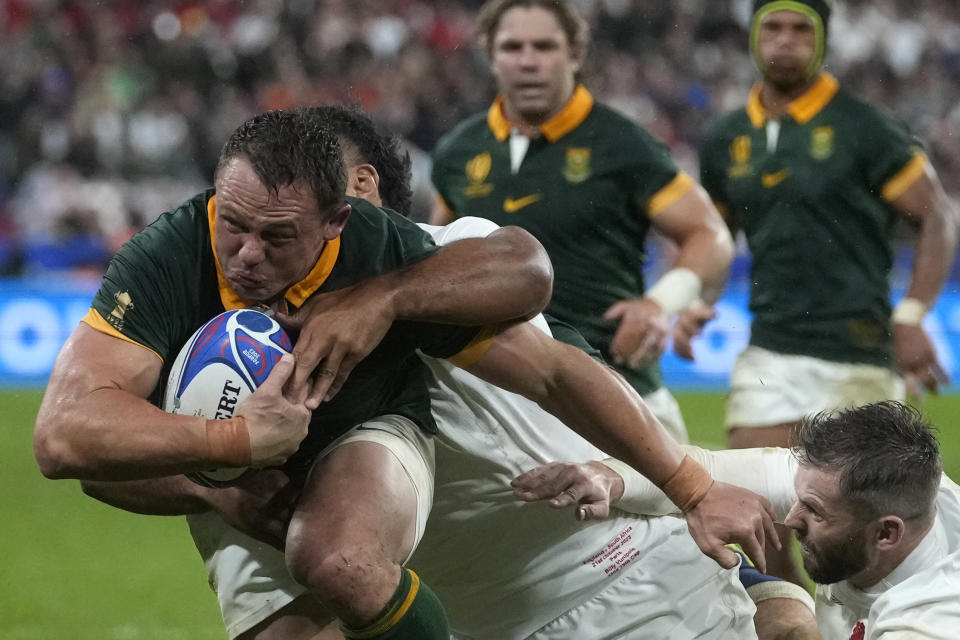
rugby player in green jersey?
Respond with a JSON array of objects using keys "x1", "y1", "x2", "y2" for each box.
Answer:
[
  {"x1": 681, "y1": 0, "x2": 958, "y2": 584},
  {"x1": 38, "y1": 106, "x2": 777, "y2": 640},
  {"x1": 430, "y1": 0, "x2": 735, "y2": 444}
]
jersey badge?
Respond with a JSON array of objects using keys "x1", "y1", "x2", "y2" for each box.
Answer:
[
  {"x1": 810, "y1": 126, "x2": 834, "y2": 160},
  {"x1": 464, "y1": 152, "x2": 494, "y2": 198},
  {"x1": 503, "y1": 194, "x2": 541, "y2": 212},
  {"x1": 108, "y1": 290, "x2": 135, "y2": 331},
  {"x1": 761, "y1": 169, "x2": 790, "y2": 188},
  {"x1": 727, "y1": 135, "x2": 752, "y2": 178},
  {"x1": 562, "y1": 147, "x2": 591, "y2": 183}
]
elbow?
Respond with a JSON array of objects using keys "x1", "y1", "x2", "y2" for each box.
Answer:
[
  {"x1": 498, "y1": 225, "x2": 554, "y2": 316},
  {"x1": 33, "y1": 418, "x2": 81, "y2": 479}
]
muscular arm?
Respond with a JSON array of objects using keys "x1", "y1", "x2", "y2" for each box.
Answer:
[
  {"x1": 34, "y1": 324, "x2": 309, "y2": 480},
  {"x1": 283, "y1": 225, "x2": 554, "y2": 406},
  {"x1": 890, "y1": 166, "x2": 957, "y2": 308},
  {"x1": 606, "y1": 183, "x2": 734, "y2": 366},
  {"x1": 888, "y1": 165, "x2": 958, "y2": 393}
]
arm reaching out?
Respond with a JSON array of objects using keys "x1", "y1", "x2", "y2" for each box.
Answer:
[{"x1": 465, "y1": 321, "x2": 779, "y2": 571}]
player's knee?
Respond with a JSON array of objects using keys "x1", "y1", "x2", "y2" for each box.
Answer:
[{"x1": 286, "y1": 539, "x2": 383, "y2": 603}]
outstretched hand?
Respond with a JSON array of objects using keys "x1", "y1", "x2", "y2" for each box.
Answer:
[
  {"x1": 683, "y1": 481, "x2": 779, "y2": 573},
  {"x1": 274, "y1": 281, "x2": 395, "y2": 409},
  {"x1": 894, "y1": 323, "x2": 948, "y2": 400},
  {"x1": 511, "y1": 461, "x2": 625, "y2": 521},
  {"x1": 672, "y1": 301, "x2": 716, "y2": 361}
]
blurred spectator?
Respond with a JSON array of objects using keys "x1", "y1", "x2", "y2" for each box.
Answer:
[{"x1": 1, "y1": 0, "x2": 958, "y2": 277}]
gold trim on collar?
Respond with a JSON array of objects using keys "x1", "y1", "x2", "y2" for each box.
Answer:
[
  {"x1": 746, "y1": 73, "x2": 839, "y2": 127},
  {"x1": 207, "y1": 195, "x2": 341, "y2": 311},
  {"x1": 487, "y1": 85, "x2": 595, "y2": 142}
]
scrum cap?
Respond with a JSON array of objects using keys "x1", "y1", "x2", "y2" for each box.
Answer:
[{"x1": 750, "y1": 0, "x2": 831, "y2": 78}]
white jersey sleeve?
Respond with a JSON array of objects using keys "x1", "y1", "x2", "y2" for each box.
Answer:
[{"x1": 610, "y1": 446, "x2": 799, "y2": 523}]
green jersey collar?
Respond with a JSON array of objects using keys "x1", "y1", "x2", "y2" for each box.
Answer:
[
  {"x1": 746, "y1": 72, "x2": 839, "y2": 128},
  {"x1": 487, "y1": 85, "x2": 595, "y2": 142}
]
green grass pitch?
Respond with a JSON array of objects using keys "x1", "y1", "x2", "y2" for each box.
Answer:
[{"x1": 5, "y1": 389, "x2": 960, "y2": 638}]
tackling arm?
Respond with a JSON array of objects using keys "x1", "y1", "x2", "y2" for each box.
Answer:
[{"x1": 33, "y1": 324, "x2": 310, "y2": 480}]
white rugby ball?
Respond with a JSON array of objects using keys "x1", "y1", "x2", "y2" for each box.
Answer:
[{"x1": 164, "y1": 309, "x2": 292, "y2": 488}]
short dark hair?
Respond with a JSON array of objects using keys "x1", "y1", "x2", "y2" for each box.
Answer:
[
  {"x1": 474, "y1": 0, "x2": 590, "y2": 59},
  {"x1": 216, "y1": 108, "x2": 346, "y2": 214},
  {"x1": 793, "y1": 401, "x2": 942, "y2": 524},
  {"x1": 304, "y1": 105, "x2": 414, "y2": 215}
]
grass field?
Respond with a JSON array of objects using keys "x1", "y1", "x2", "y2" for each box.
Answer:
[{"x1": 5, "y1": 389, "x2": 960, "y2": 638}]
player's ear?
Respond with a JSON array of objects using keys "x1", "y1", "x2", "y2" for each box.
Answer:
[
  {"x1": 350, "y1": 164, "x2": 382, "y2": 208},
  {"x1": 873, "y1": 515, "x2": 906, "y2": 551},
  {"x1": 321, "y1": 203, "x2": 352, "y2": 241}
]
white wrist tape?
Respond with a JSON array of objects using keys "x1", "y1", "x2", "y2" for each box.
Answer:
[
  {"x1": 892, "y1": 297, "x2": 927, "y2": 326},
  {"x1": 644, "y1": 268, "x2": 702, "y2": 316},
  {"x1": 602, "y1": 458, "x2": 647, "y2": 509}
]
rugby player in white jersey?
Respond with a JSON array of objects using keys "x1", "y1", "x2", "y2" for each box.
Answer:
[{"x1": 519, "y1": 401, "x2": 960, "y2": 640}]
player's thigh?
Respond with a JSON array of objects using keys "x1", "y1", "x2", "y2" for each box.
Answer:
[
  {"x1": 288, "y1": 415, "x2": 436, "y2": 565},
  {"x1": 727, "y1": 346, "x2": 901, "y2": 430}
]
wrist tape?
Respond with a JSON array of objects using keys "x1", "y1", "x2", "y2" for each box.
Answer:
[
  {"x1": 205, "y1": 416, "x2": 252, "y2": 467},
  {"x1": 892, "y1": 297, "x2": 927, "y2": 326},
  {"x1": 644, "y1": 268, "x2": 703, "y2": 316},
  {"x1": 660, "y1": 454, "x2": 715, "y2": 513}
]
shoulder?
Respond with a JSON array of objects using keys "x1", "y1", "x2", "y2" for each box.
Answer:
[
  {"x1": 123, "y1": 189, "x2": 213, "y2": 257},
  {"x1": 587, "y1": 102, "x2": 664, "y2": 147},
  {"x1": 433, "y1": 112, "x2": 491, "y2": 159}
]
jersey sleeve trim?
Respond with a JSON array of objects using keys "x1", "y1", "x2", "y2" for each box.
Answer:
[
  {"x1": 881, "y1": 150, "x2": 928, "y2": 203},
  {"x1": 447, "y1": 324, "x2": 501, "y2": 368},
  {"x1": 81, "y1": 308, "x2": 163, "y2": 362},
  {"x1": 647, "y1": 172, "x2": 694, "y2": 217}
]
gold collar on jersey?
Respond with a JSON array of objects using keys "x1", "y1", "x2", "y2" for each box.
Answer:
[
  {"x1": 746, "y1": 72, "x2": 839, "y2": 128},
  {"x1": 206, "y1": 195, "x2": 340, "y2": 311},
  {"x1": 487, "y1": 84, "x2": 595, "y2": 142}
]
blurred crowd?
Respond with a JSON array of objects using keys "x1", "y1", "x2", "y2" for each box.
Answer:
[{"x1": 1, "y1": 0, "x2": 958, "y2": 279}]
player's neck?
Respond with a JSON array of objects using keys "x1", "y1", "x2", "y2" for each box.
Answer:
[
  {"x1": 502, "y1": 97, "x2": 570, "y2": 138},
  {"x1": 760, "y1": 76, "x2": 818, "y2": 119},
  {"x1": 849, "y1": 519, "x2": 934, "y2": 590}
]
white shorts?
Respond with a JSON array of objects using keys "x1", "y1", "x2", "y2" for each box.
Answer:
[
  {"x1": 524, "y1": 529, "x2": 757, "y2": 640},
  {"x1": 187, "y1": 414, "x2": 435, "y2": 639},
  {"x1": 726, "y1": 346, "x2": 905, "y2": 428},
  {"x1": 643, "y1": 386, "x2": 688, "y2": 444}
]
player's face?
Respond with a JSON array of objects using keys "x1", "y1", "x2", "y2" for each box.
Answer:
[
  {"x1": 755, "y1": 10, "x2": 817, "y2": 91},
  {"x1": 784, "y1": 465, "x2": 870, "y2": 585},
  {"x1": 489, "y1": 6, "x2": 581, "y2": 125},
  {"x1": 214, "y1": 157, "x2": 348, "y2": 303}
]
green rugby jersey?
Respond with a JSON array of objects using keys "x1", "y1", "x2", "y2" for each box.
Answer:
[
  {"x1": 700, "y1": 73, "x2": 928, "y2": 367},
  {"x1": 432, "y1": 86, "x2": 693, "y2": 395},
  {"x1": 85, "y1": 190, "x2": 479, "y2": 464}
]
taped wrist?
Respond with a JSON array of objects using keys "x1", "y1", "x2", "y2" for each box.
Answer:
[
  {"x1": 644, "y1": 268, "x2": 703, "y2": 316},
  {"x1": 892, "y1": 297, "x2": 927, "y2": 326},
  {"x1": 660, "y1": 454, "x2": 715, "y2": 513},
  {"x1": 205, "y1": 416, "x2": 251, "y2": 467}
]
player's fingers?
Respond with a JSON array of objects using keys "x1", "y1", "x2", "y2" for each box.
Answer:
[
  {"x1": 258, "y1": 354, "x2": 297, "y2": 395},
  {"x1": 306, "y1": 363, "x2": 338, "y2": 411},
  {"x1": 549, "y1": 487, "x2": 579, "y2": 508},
  {"x1": 738, "y1": 531, "x2": 767, "y2": 574},
  {"x1": 762, "y1": 501, "x2": 781, "y2": 551},
  {"x1": 324, "y1": 353, "x2": 361, "y2": 402},
  {"x1": 603, "y1": 301, "x2": 627, "y2": 321},
  {"x1": 628, "y1": 332, "x2": 663, "y2": 368},
  {"x1": 931, "y1": 359, "x2": 950, "y2": 385},
  {"x1": 673, "y1": 336, "x2": 695, "y2": 361},
  {"x1": 577, "y1": 500, "x2": 610, "y2": 521}
]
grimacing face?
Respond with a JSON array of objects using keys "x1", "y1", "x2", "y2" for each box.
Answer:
[
  {"x1": 214, "y1": 157, "x2": 345, "y2": 304},
  {"x1": 784, "y1": 465, "x2": 871, "y2": 585},
  {"x1": 755, "y1": 9, "x2": 817, "y2": 91},
  {"x1": 489, "y1": 6, "x2": 581, "y2": 125}
]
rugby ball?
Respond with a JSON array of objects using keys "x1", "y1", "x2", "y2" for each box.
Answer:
[{"x1": 164, "y1": 308, "x2": 293, "y2": 488}]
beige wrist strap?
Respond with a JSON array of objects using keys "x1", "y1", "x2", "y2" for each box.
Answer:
[
  {"x1": 891, "y1": 297, "x2": 927, "y2": 326},
  {"x1": 660, "y1": 454, "x2": 715, "y2": 513},
  {"x1": 205, "y1": 416, "x2": 252, "y2": 467}
]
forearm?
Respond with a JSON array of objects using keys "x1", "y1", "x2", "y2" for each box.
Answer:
[
  {"x1": 670, "y1": 224, "x2": 734, "y2": 305},
  {"x1": 905, "y1": 203, "x2": 957, "y2": 306},
  {"x1": 35, "y1": 386, "x2": 245, "y2": 481},
  {"x1": 609, "y1": 446, "x2": 798, "y2": 521},
  {"x1": 538, "y1": 350, "x2": 685, "y2": 487},
  {"x1": 381, "y1": 226, "x2": 553, "y2": 324},
  {"x1": 81, "y1": 475, "x2": 212, "y2": 516}
]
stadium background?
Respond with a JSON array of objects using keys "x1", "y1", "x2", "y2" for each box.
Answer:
[{"x1": 3, "y1": 1, "x2": 960, "y2": 637}]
